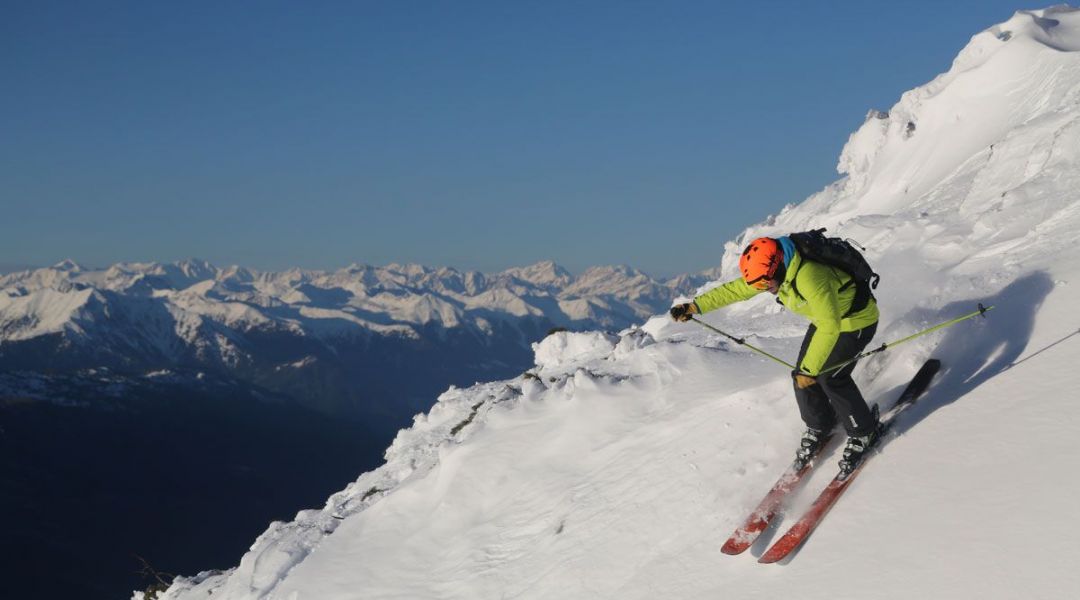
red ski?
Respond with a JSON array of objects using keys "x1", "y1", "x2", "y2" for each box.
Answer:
[
  {"x1": 757, "y1": 462, "x2": 861, "y2": 563},
  {"x1": 721, "y1": 439, "x2": 831, "y2": 555},
  {"x1": 759, "y1": 359, "x2": 942, "y2": 564}
]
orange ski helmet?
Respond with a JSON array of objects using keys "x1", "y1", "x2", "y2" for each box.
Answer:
[{"x1": 740, "y1": 237, "x2": 783, "y2": 289}]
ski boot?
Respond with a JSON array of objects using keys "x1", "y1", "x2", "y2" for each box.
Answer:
[
  {"x1": 794, "y1": 427, "x2": 832, "y2": 468},
  {"x1": 838, "y1": 406, "x2": 884, "y2": 475}
]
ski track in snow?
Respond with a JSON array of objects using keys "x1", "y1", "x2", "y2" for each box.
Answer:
[{"x1": 148, "y1": 7, "x2": 1080, "y2": 600}]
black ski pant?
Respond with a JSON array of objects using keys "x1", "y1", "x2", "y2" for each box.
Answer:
[{"x1": 793, "y1": 321, "x2": 878, "y2": 437}]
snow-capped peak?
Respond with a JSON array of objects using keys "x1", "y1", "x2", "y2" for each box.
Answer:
[
  {"x1": 51, "y1": 258, "x2": 86, "y2": 272},
  {"x1": 173, "y1": 258, "x2": 219, "y2": 280},
  {"x1": 497, "y1": 260, "x2": 574, "y2": 289}
]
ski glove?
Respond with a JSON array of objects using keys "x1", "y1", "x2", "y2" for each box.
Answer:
[
  {"x1": 794, "y1": 373, "x2": 817, "y2": 389},
  {"x1": 669, "y1": 302, "x2": 699, "y2": 322}
]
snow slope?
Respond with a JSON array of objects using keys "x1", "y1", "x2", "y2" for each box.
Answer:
[{"x1": 149, "y1": 7, "x2": 1080, "y2": 600}]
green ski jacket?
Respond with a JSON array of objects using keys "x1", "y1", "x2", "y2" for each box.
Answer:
[{"x1": 693, "y1": 251, "x2": 879, "y2": 376}]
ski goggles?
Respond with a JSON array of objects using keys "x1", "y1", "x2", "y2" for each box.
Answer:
[
  {"x1": 746, "y1": 275, "x2": 775, "y2": 290},
  {"x1": 745, "y1": 261, "x2": 786, "y2": 290}
]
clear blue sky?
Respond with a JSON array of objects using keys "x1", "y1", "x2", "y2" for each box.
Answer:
[{"x1": 1, "y1": 1, "x2": 1032, "y2": 276}]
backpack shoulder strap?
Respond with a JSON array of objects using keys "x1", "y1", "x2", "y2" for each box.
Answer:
[{"x1": 789, "y1": 259, "x2": 806, "y2": 300}]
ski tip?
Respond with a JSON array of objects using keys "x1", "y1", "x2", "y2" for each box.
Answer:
[
  {"x1": 917, "y1": 359, "x2": 943, "y2": 387},
  {"x1": 757, "y1": 547, "x2": 787, "y2": 564},
  {"x1": 759, "y1": 534, "x2": 802, "y2": 564},
  {"x1": 721, "y1": 538, "x2": 751, "y2": 555}
]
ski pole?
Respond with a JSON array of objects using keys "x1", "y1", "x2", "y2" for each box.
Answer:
[
  {"x1": 689, "y1": 317, "x2": 797, "y2": 370},
  {"x1": 817, "y1": 303, "x2": 994, "y2": 376}
]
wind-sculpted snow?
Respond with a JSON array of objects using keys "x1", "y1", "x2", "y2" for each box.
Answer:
[
  {"x1": 147, "y1": 7, "x2": 1080, "y2": 600},
  {"x1": 532, "y1": 330, "x2": 620, "y2": 371}
]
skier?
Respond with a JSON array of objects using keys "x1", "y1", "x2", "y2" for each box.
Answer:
[{"x1": 669, "y1": 236, "x2": 882, "y2": 473}]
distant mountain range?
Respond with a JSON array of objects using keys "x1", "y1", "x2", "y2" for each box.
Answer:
[{"x1": 0, "y1": 259, "x2": 716, "y2": 422}]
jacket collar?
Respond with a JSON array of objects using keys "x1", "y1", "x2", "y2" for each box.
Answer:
[
  {"x1": 782, "y1": 250, "x2": 802, "y2": 285},
  {"x1": 777, "y1": 236, "x2": 796, "y2": 269}
]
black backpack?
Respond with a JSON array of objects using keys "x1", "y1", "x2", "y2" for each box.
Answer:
[{"x1": 787, "y1": 228, "x2": 880, "y2": 317}]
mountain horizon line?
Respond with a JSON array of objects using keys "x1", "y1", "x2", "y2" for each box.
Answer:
[{"x1": 6, "y1": 256, "x2": 723, "y2": 283}]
